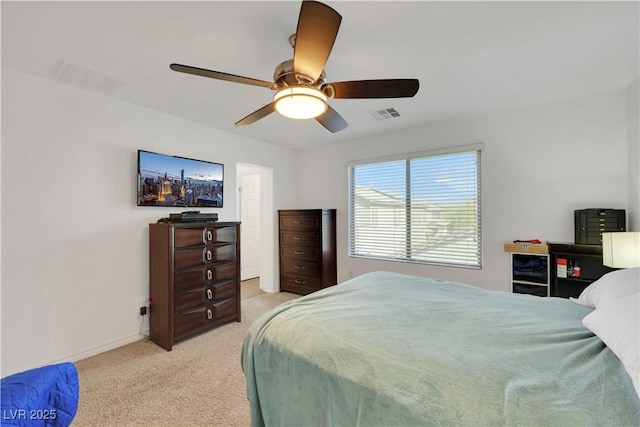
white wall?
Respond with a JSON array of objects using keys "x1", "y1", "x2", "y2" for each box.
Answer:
[
  {"x1": 1, "y1": 68, "x2": 296, "y2": 376},
  {"x1": 1, "y1": 65, "x2": 635, "y2": 376},
  {"x1": 627, "y1": 78, "x2": 640, "y2": 231},
  {"x1": 294, "y1": 90, "x2": 630, "y2": 291}
]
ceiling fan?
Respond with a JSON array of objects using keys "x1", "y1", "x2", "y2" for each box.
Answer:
[{"x1": 170, "y1": 0, "x2": 419, "y2": 133}]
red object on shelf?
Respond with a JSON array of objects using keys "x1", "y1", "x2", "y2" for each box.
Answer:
[{"x1": 573, "y1": 265, "x2": 581, "y2": 278}]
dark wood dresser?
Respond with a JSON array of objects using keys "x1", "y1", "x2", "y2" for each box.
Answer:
[
  {"x1": 279, "y1": 209, "x2": 337, "y2": 295},
  {"x1": 149, "y1": 221, "x2": 241, "y2": 351}
]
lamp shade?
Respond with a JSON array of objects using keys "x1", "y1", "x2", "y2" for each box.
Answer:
[
  {"x1": 274, "y1": 87, "x2": 327, "y2": 119},
  {"x1": 602, "y1": 232, "x2": 640, "y2": 268}
]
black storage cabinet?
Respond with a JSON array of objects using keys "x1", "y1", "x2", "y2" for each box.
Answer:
[
  {"x1": 574, "y1": 209, "x2": 625, "y2": 245},
  {"x1": 548, "y1": 243, "x2": 616, "y2": 298}
]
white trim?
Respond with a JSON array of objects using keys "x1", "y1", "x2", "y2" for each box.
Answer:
[
  {"x1": 348, "y1": 148, "x2": 483, "y2": 269},
  {"x1": 51, "y1": 333, "x2": 147, "y2": 365},
  {"x1": 346, "y1": 143, "x2": 485, "y2": 167}
]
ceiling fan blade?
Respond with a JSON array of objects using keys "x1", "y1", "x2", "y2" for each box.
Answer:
[
  {"x1": 293, "y1": 1, "x2": 342, "y2": 82},
  {"x1": 170, "y1": 63, "x2": 273, "y2": 88},
  {"x1": 316, "y1": 105, "x2": 348, "y2": 133},
  {"x1": 235, "y1": 102, "x2": 277, "y2": 126},
  {"x1": 328, "y1": 79, "x2": 420, "y2": 99}
]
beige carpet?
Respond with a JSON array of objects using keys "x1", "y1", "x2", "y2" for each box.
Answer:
[{"x1": 73, "y1": 279, "x2": 298, "y2": 427}]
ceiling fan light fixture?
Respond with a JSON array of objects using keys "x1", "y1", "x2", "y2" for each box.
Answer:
[{"x1": 274, "y1": 86, "x2": 327, "y2": 119}]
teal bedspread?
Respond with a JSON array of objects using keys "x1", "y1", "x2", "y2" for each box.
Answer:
[{"x1": 242, "y1": 272, "x2": 640, "y2": 426}]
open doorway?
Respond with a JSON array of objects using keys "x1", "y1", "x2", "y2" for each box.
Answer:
[
  {"x1": 239, "y1": 172, "x2": 261, "y2": 280},
  {"x1": 236, "y1": 163, "x2": 276, "y2": 292}
]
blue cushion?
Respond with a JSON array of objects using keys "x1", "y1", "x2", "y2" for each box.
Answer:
[{"x1": 1, "y1": 362, "x2": 79, "y2": 426}]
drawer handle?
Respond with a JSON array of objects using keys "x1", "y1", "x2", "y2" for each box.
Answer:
[
  {"x1": 207, "y1": 270, "x2": 213, "y2": 281},
  {"x1": 207, "y1": 289, "x2": 213, "y2": 300},
  {"x1": 206, "y1": 231, "x2": 213, "y2": 241},
  {"x1": 294, "y1": 265, "x2": 305, "y2": 270},
  {"x1": 207, "y1": 308, "x2": 213, "y2": 320},
  {"x1": 206, "y1": 250, "x2": 213, "y2": 261},
  {"x1": 294, "y1": 251, "x2": 305, "y2": 255},
  {"x1": 294, "y1": 220, "x2": 302, "y2": 224},
  {"x1": 294, "y1": 237, "x2": 303, "y2": 240},
  {"x1": 295, "y1": 279, "x2": 306, "y2": 284}
]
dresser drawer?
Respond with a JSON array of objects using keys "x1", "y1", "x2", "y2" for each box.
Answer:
[
  {"x1": 174, "y1": 226, "x2": 238, "y2": 248},
  {"x1": 280, "y1": 231, "x2": 319, "y2": 247},
  {"x1": 281, "y1": 274, "x2": 322, "y2": 294},
  {"x1": 174, "y1": 244, "x2": 236, "y2": 269},
  {"x1": 280, "y1": 215, "x2": 320, "y2": 231},
  {"x1": 175, "y1": 285, "x2": 215, "y2": 313},
  {"x1": 211, "y1": 226, "x2": 237, "y2": 243},
  {"x1": 173, "y1": 297, "x2": 237, "y2": 338},
  {"x1": 174, "y1": 280, "x2": 237, "y2": 313},
  {"x1": 212, "y1": 279, "x2": 237, "y2": 300},
  {"x1": 174, "y1": 262, "x2": 237, "y2": 291},
  {"x1": 586, "y1": 217, "x2": 623, "y2": 227},
  {"x1": 281, "y1": 259, "x2": 320, "y2": 277},
  {"x1": 174, "y1": 227, "x2": 207, "y2": 248},
  {"x1": 280, "y1": 245, "x2": 320, "y2": 261}
]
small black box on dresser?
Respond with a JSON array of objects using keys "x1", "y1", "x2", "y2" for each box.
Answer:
[{"x1": 574, "y1": 209, "x2": 625, "y2": 245}]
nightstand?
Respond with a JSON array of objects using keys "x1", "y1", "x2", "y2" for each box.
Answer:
[{"x1": 504, "y1": 242, "x2": 550, "y2": 297}]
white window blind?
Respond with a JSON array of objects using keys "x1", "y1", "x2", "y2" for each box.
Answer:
[{"x1": 348, "y1": 149, "x2": 482, "y2": 268}]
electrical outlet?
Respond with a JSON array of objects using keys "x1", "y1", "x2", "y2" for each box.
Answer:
[{"x1": 139, "y1": 297, "x2": 149, "y2": 317}]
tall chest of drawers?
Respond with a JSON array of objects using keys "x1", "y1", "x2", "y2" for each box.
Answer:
[
  {"x1": 149, "y1": 221, "x2": 241, "y2": 351},
  {"x1": 279, "y1": 209, "x2": 337, "y2": 295}
]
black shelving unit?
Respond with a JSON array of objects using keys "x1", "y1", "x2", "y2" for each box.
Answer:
[{"x1": 548, "y1": 243, "x2": 616, "y2": 298}]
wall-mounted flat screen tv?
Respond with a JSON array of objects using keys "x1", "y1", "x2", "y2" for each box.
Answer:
[{"x1": 137, "y1": 150, "x2": 223, "y2": 207}]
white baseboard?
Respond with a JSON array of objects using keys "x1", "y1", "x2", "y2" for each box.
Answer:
[{"x1": 52, "y1": 331, "x2": 150, "y2": 365}]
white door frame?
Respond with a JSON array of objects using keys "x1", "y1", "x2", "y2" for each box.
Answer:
[{"x1": 236, "y1": 163, "x2": 276, "y2": 293}]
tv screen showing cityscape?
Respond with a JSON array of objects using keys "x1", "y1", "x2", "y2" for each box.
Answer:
[{"x1": 137, "y1": 150, "x2": 224, "y2": 207}]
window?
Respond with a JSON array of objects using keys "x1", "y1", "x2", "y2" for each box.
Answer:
[{"x1": 348, "y1": 147, "x2": 482, "y2": 268}]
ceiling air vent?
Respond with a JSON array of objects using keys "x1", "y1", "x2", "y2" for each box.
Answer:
[
  {"x1": 53, "y1": 60, "x2": 125, "y2": 95},
  {"x1": 367, "y1": 107, "x2": 402, "y2": 121}
]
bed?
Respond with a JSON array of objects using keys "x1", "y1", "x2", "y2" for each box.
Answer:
[{"x1": 242, "y1": 271, "x2": 640, "y2": 426}]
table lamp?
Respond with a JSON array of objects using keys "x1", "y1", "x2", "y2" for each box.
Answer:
[{"x1": 602, "y1": 232, "x2": 640, "y2": 268}]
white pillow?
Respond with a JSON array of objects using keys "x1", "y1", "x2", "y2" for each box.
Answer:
[
  {"x1": 582, "y1": 292, "x2": 640, "y2": 399},
  {"x1": 572, "y1": 267, "x2": 640, "y2": 308}
]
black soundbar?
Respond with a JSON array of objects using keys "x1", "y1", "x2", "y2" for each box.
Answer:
[{"x1": 167, "y1": 211, "x2": 219, "y2": 222}]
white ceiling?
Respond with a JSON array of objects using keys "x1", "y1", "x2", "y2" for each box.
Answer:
[{"x1": 2, "y1": 1, "x2": 638, "y2": 150}]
